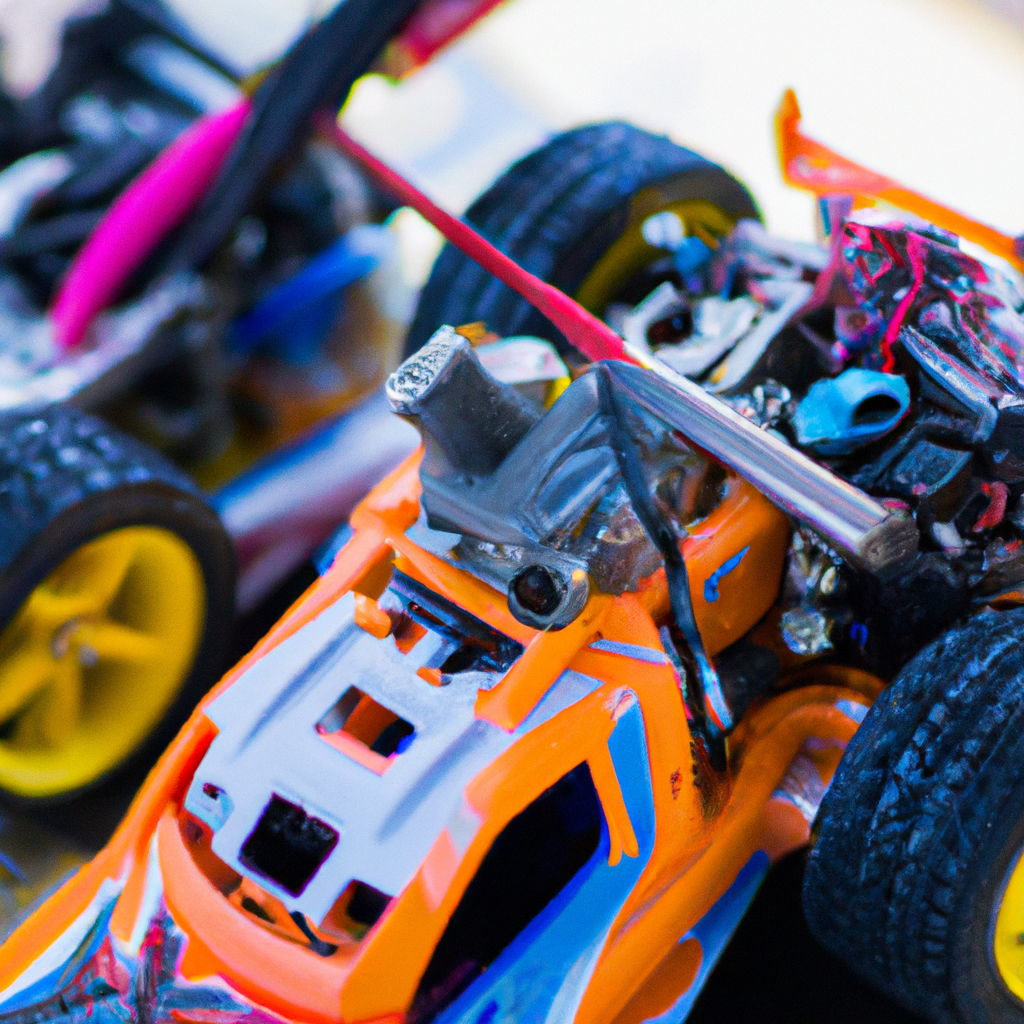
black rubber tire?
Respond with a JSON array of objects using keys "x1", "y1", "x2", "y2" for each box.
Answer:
[
  {"x1": 803, "y1": 608, "x2": 1024, "y2": 1024},
  {"x1": 405, "y1": 121, "x2": 759, "y2": 357},
  {"x1": 0, "y1": 405, "x2": 235, "y2": 803}
]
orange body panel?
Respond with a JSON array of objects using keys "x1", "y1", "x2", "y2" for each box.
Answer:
[
  {"x1": 776, "y1": 89, "x2": 1024, "y2": 272},
  {"x1": 577, "y1": 688, "x2": 867, "y2": 1024},
  {"x1": 0, "y1": 441, "x2": 832, "y2": 1021},
  {"x1": 159, "y1": 810, "x2": 353, "y2": 1024},
  {"x1": 683, "y1": 479, "x2": 790, "y2": 657},
  {"x1": 0, "y1": 389, "x2": 875, "y2": 1024}
]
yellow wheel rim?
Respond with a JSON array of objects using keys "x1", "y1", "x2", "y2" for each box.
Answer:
[
  {"x1": 575, "y1": 196, "x2": 740, "y2": 317},
  {"x1": 995, "y1": 844, "x2": 1024, "y2": 1001},
  {"x1": 0, "y1": 526, "x2": 205, "y2": 799}
]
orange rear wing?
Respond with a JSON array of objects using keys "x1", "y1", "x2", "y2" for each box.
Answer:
[{"x1": 775, "y1": 89, "x2": 1024, "y2": 273}]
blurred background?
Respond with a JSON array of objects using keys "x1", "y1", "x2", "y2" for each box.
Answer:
[
  {"x1": 3, "y1": 0, "x2": 1024, "y2": 254},
  {"x1": 0, "y1": 0, "x2": 1021, "y2": 1020}
]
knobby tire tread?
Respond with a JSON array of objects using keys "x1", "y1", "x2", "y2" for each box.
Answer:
[
  {"x1": 405, "y1": 121, "x2": 758, "y2": 355},
  {"x1": 804, "y1": 608, "x2": 1024, "y2": 1023}
]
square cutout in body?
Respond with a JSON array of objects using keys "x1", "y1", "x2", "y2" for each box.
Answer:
[
  {"x1": 323, "y1": 879, "x2": 394, "y2": 941},
  {"x1": 240, "y1": 795, "x2": 339, "y2": 896},
  {"x1": 317, "y1": 687, "x2": 415, "y2": 774}
]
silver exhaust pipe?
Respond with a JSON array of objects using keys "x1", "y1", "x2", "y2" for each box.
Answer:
[{"x1": 610, "y1": 354, "x2": 918, "y2": 575}]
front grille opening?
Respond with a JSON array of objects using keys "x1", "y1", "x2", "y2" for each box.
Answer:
[
  {"x1": 181, "y1": 809, "x2": 342, "y2": 957},
  {"x1": 182, "y1": 811, "x2": 342, "y2": 954},
  {"x1": 240, "y1": 794, "x2": 339, "y2": 896},
  {"x1": 181, "y1": 811, "x2": 242, "y2": 897},
  {"x1": 322, "y1": 879, "x2": 394, "y2": 941},
  {"x1": 389, "y1": 571, "x2": 524, "y2": 673},
  {"x1": 317, "y1": 686, "x2": 415, "y2": 768},
  {"x1": 229, "y1": 877, "x2": 341, "y2": 956}
]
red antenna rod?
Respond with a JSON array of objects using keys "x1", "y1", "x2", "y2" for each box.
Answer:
[{"x1": 318, "y1": 113, "x2": 635, "y2": 365}]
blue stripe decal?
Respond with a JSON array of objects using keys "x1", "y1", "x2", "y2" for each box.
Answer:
[
  {"x1": 703, "y1": 546, "x2": 750, "y2": 603},
  {"x1": 0, "y1": 898, "x2": 117, "y2": 1013},
  {"x1": 513, "y1": 670, "x2": 606, "y2": 738},
  {"x1": 588, "y1": 639, "x2": 668, "y2": 665},
  {"x1": 315, "y1": 523, "x2": 353, "y2": 575},
  {"x1": 643, "y1": 851, "x2": 770, "y2": 1023},
  {"x1": 441, "y1": 696, "x2": 656, "y2": 1024}
]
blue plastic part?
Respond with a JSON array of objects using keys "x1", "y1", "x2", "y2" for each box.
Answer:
[
  {"x1": 438, "y1": 696, "x2": 656, "y2": 1024},
  {"x1": 703, "y1": 545, "x2": 749, "y2": 603},
  {"x1": 231, "y1": 224, "x2": 390, "y2": 362},
  {"x1": 673, "y1": 235, "x2": 712, "y2": 277},
  {"x1": 718, "y1": 262, "x2": 738, "y2": 300},
  {"x1": 792, "y1": 368, "x2": 910, "y2": 456},
  {"x1": 315, "y1": 523, "x2": 353, "y2": 575}
]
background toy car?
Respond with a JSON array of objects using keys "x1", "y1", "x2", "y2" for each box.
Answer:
[{"x1": 0, "y1": 0, "x2": 512, "y2": 803}]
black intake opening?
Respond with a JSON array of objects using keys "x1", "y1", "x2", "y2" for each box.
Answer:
[
  {"x1": 347, "y1": 881, "x2": 393, "y2": 927},
  {"x1": 409, "y1": 762, "x2": 602, "y2": 1023},
  {"x1": 390, "y1": 570, "x2": 524, "y2": 671},
  {"x1": 240, "y1": 795, "x2": 339, "y2": 896}
]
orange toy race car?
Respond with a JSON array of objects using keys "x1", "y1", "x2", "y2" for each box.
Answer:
[{"x1": 3, "y1": 93, "x2": 1024, "y2": 1024}]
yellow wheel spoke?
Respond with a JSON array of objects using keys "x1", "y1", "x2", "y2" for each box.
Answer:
[
  {"x1": 12, "y1": 659, "x2": 82, "y2": 750},
  {"x1": 0, "y1": 525, "x2": 206, "y2": 798},
  {"x1": 85, "y1": 621, "x2": 163, "y2": 666},
  {"x1": 66, "y1": 533, "x2": 140, "y2": 613},
  {"x1": 20, "y1": 589, "x2": 95, "y2": 628},
  {"x1": 0, "y1": 648, "x2": 55, "y2": 724},
  {"x1": 18, "y1": 533, "x2": 141, "y2": 628},
  {"x1": 24, "y1": 536, "x2": 141, "y2": 630}
]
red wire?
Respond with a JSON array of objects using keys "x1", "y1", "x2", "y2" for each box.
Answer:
[{"x1": 318, "y1": 113, "x2": 638, "y2": 367}]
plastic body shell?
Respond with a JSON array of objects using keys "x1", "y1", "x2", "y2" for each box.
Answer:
[{"x1": 0, "y1": 453, "x2": 881, "y2": 1024}]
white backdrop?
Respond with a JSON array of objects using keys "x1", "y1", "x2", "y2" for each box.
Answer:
[{"x1": 1, "y1": 0, "x2": 1023, "y2": 246}]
